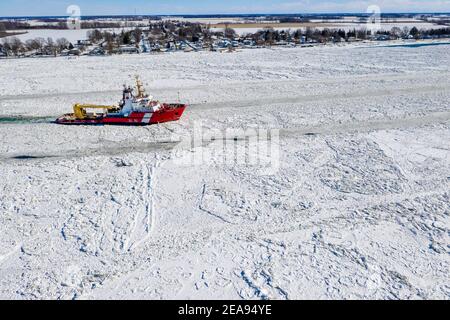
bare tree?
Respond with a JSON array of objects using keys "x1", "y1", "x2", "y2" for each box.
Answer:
[
  {"x1": 87, "y1": 29, "x2": 103, "y2": 43},
  {"x1": 132, "y1": 28, "x2": 143, "y2": 48},
  {"x1": 356, "y1": 29, "x2": 368, "y2": 40},
  {"x1": 46, "y1": 37, "x2": 54, "y2": 48},
  {"x1": 103, "y1": 31, "x2": 115, "y2": 54},
  {"x1": 35, "y1": 37, "x2": 46, "y2": 53},
  {"x1": 202, "y1": 25, "x2": 212, "y2": 43},
  {"x1": 1, "y1": 38, "x2": 12, "y2": 55},
  {"x1": 56, "y1": 38, "x2": 70, "y2": 51},
  {"x1": 25, "y1": 38, "x2": 46, "y2": 53},
  {"x1": 263, "y1": 27, "x2": 275, "y2": 45},
  {"x1": 9, "y1": 37, "x2": 23, "y2": 56},
  {"x1": 390, "y1": 27, "x2": 402, "y2": 39},
  {"x1": 46, "y1": 37, "x2": 57, "y2": 56},
  {"x1": 224, "y1": 25, "x2": 236, "y2": 40},
  {"x1": 402, "y1": 26, "x2": 410, "y2": 38},
  {"x1": 25, "y1": 39, "x2": 39, "y2": 52},
  {"x1": 305, "y1": 27, "x2": 313, "y2": 41}
]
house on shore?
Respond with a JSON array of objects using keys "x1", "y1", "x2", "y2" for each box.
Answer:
[
  {"x1": 89, "y1": 47, "x2": 106, "y2": 56},
  {"x1": 118, "y1": 45, "x2": 140, "y2": 54}
]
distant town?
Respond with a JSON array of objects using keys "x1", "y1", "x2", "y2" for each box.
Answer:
[{"x1": 1, "y1": 13, "x2": 450, "y2": 57}]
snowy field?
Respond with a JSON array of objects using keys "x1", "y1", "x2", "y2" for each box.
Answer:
[
  {"x1": 3, "y1": 20, "x2": 445, "y2": 43},
  {"x1": 0, "y1": 43, "x2": 449, "y2": 300},
  {"x1": 211, "y1": 22, "x2": 445, "y2": 35}
]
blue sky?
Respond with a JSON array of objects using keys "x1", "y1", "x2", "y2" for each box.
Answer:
[{"x1": 1, "y1": 0, "x2": 450, "y2": 16}]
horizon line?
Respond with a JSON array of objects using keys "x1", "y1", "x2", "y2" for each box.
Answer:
[{"x1": 1, "y1": 12, "x2": 450, "y2": 19}]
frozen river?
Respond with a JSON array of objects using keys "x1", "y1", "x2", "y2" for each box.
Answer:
[{"x1": 0, "y1": 43, "x2": 449, "y2": 299}]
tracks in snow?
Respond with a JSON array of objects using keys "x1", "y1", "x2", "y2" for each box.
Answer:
[
  {"x1": 191, "y1": 84, "x2": 450, "y2": 111},
  {"x1": 127, "y1": 163, "x2": 158, "y2": 252},
  {"x1": 0, "y1": 71, "x2": 448, "y2": 103},
  {"x1": 0, "y1": 140, "x2": 178, "y2": 162},
  {"x1": 198, "y1": 184, "x2": 235, "y2": 225}
]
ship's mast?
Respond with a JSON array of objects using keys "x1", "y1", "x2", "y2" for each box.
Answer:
[{"x1": 135, "y1": 75, "x2": 146, "y2": 98}]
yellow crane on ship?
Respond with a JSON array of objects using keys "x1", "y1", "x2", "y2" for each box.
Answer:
[
  {"x1": 72, "y1": 76, "x2": 148, "y2": 120},
  {"x1": 72, "y1": 103, "x2": 119, "y2": 120}
]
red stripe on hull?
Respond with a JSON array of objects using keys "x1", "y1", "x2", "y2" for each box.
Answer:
[{"x1": 102, "y1": 112, "x2": 146, "y2": 125}]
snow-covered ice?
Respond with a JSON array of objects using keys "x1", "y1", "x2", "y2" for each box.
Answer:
[{"x1": 0, "y1": 43, "x2": 449, "y2": 300}]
